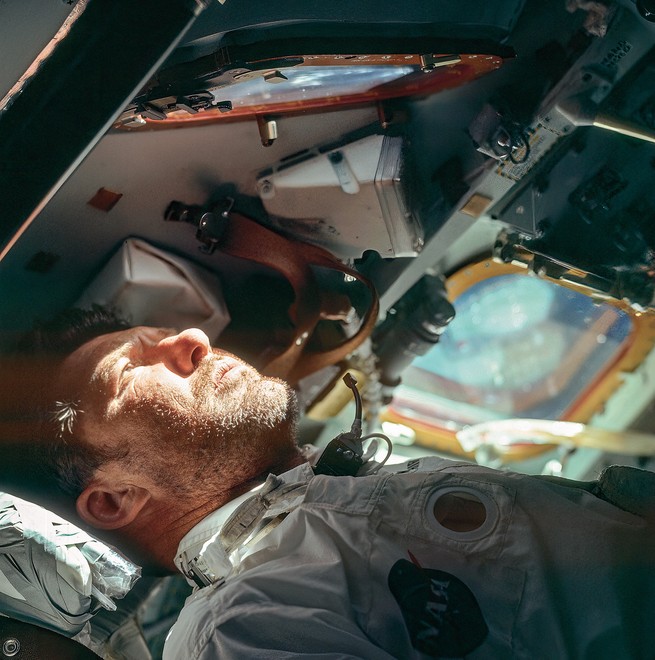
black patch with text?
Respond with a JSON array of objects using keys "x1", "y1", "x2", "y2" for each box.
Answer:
[{"x1": 388, "y1": 559, "x2": 488, "y2": 657}]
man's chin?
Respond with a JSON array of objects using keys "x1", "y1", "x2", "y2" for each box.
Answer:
[{"x1": 248, "y1": 376, "x2": 297, "y2": 429}]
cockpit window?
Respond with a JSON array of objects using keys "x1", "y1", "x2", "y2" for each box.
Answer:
[
  {"x1": 409, "y1": 274, "x2": 630, "y2": 419},
  {"x1": 387, "y1": 264, "x2": 640, "y2": 442}
]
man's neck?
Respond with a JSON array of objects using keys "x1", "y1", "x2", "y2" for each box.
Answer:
[{"x1": 126, "y1": 451, "x2": 307, "y2": 573}]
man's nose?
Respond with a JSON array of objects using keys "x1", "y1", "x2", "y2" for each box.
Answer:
[{"x1": 153, "y1": 328, "x2": 211, "y2": 376}]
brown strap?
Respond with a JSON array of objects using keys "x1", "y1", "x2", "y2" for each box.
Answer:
[{"x1": 219, "y1": 213, "x2": 379, "y2": 383}]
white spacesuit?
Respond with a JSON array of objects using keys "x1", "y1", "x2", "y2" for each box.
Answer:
[{"x1": 166, "y1": 457, "x2": 655, "y2": 659}]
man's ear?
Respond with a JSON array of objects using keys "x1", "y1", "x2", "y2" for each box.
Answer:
[{"x1": 76, "y1": 482, "x2": 151, "y2": 530}]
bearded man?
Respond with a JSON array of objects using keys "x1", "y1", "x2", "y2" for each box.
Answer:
[{"x1": 1, "y1": 306, "x2": 654, "y2": 659}]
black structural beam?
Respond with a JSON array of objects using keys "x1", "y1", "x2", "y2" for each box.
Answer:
[{"x1": 0, "y1": 0, "x2": 210, "y2": 260}]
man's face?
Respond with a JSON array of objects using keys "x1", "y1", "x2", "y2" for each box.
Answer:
[{"x1": 54, "y1": 326, "x2": 298, "y2": 492}]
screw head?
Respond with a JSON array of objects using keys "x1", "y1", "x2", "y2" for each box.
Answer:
[
  {"x1": 2, "y1": 638, "x2": 20, "y2": 657},
  {"x1": 258, "y1": 179, "x2": 275, "y2": 199}
]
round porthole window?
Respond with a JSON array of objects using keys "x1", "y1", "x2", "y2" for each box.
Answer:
[{"x1": 426, "y1": 486, "x2": 498, "y2": 541}]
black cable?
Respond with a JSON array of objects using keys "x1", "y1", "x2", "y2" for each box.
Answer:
[{"x1": 342, "y1": 373, "x2": 362, "y2": 438}]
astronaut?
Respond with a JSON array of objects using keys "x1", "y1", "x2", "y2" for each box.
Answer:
[{"x1": 1, "y1": 307, "x2": 654, "y2": 659}]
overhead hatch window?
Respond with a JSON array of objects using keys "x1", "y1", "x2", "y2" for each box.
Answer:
[
  {"x1": 201, "y1": 65, "x2": 415, "y2": 109},
  {"x1": 116, "y1": 52, "x2": 506, "y2": 127}
]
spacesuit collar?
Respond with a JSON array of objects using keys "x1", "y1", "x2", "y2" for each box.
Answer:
[{"x1": 174, "y1": 462, "x2": 314, "y2": 588}]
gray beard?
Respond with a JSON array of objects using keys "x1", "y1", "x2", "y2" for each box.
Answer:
[
  {"x1": 124, "y1": 357, "x2": 299, "y2": 496},
  {"x1": 190, "y1": 354, "x2": 294, "y2": 432}
]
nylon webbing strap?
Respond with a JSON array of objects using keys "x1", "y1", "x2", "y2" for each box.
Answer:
[{"x1": 219, "y1": 213, "x2": 379, "y2": 383}]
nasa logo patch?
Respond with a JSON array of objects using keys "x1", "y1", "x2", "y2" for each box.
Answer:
[{"x1": 388, "y1": 558, "x2": 488, "y2": 657}]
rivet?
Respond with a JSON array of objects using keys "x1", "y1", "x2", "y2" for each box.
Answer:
[{"x1": 295, "y1": 331, "x2": 309, "y2": 346}]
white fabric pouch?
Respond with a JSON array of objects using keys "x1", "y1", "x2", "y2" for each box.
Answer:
[
  {"x1": 0, "y1": 492, "x2": 140, "y2": 637},
  {"x1": 77, "y1": 238, "x2": 230, "y2": 341}
]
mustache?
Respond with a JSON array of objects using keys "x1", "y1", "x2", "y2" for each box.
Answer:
[{"x1": 189, "y1": 355, "x2": 260, "y2": 411}]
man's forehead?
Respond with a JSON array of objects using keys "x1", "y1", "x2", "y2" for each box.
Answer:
[{"x1": 68, "y1": 329, "x2": 130, "y2": 366}]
